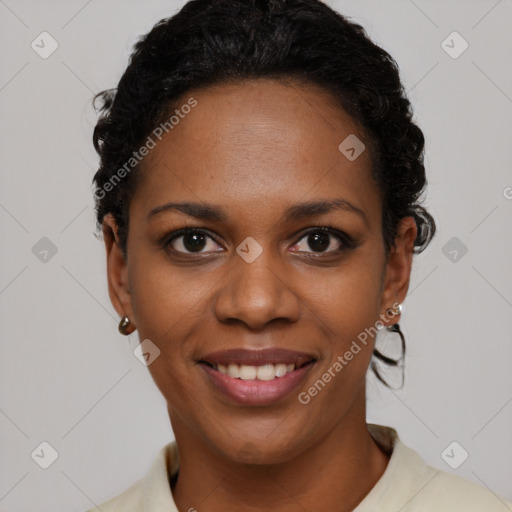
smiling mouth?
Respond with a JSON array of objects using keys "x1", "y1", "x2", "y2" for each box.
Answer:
[
  {"x1": 198, "y1": 348, "x2": 317, "y2": 405},
  {"x1": 199, "y1": 360, "x2": 316, "y2": 381}
]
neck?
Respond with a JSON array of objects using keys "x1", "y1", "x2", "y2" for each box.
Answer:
[{"x1": 170, "y1": 387, "x2": 390, "y2": 512}]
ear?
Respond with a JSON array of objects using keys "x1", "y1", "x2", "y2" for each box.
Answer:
[
  {"x1": 379, "y1": 216, "x2": 417, "y2": 326},
  {"x1": 102, "y1": 214, "x2": 135, "y2": 327}
]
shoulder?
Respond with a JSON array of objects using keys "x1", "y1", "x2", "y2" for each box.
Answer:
[
  {"x1": 360, "y1": 424, "x2": 512, "y2": 512},
  {"x1": 417, "y1": 468, "x2": 512, "y2": 511},
  {"x1": 84, "y1": 441, "x2": 178, "y2": 512},
  {"x1": 85, "y1": 477, "x2": 145, "y2": 512},
  {"x1": 388, "y1": 442, "x2": 512, "y2": 511}
]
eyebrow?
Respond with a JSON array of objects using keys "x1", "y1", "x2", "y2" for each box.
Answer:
[{"x1": 147, "y1": 198, "x2": 368, "y2": 225}]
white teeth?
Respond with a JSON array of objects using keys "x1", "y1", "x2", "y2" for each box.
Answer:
[
  {"x1": 257, "y1": 364, "x2": 275, "y2": 381},
  {"x1": 274, "y1": 363, "x2": 288, "y2": 377},
  {"x1": 215, "y1": 363, "x2": 297, "y2": 380},
  {"x1": 227, "y1": 364, "x2": 240, "y2": 378},
  {"x1": 239, "y1": 365, "x2": 258, "y2": 380}
]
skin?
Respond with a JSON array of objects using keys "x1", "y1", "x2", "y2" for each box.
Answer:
[{"x1": 102, "y1": 78, "x2": 417, "y2": 512}]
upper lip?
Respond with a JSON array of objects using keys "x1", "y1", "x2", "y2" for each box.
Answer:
[{"x1": 199, "y1": 348, "x2": 316, "y2": 368}]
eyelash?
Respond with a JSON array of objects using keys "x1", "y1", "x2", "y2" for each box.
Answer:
[{"x1": 160, "y1": 225, "x2": 358, "y2": 257}]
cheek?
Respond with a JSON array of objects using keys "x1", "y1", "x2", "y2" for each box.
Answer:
[
  {"x1": 128, "y1": 252, "x2": 212, "y2": 340},
  {"x1": 309, "y1": 253, "x2": 384, "y2": 332},
  {"x1": 307, "y1": 251, "x2": 385, "y2": 387},
  {"x1": 128, "y1": 257, "x2": 205, "y2": 404},
  {"x1": 298, "y1": 263, "x2": 383, "y2": 412},
  {"x1": 126, "y1": 263, "x2": 212, "y2": 406}
]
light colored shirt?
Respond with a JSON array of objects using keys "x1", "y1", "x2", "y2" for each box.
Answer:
[{"x1": 87, "y1": 423, "x2": 512, "y2": 511}]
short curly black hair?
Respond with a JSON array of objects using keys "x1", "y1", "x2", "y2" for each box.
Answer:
[{"x1": 91, "y1": 0, "x2": 436, "y2": 388}]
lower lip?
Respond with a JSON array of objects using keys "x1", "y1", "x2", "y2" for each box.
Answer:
[{"x1": 200, "y1": 362, "x2": 315, "y2": 406}]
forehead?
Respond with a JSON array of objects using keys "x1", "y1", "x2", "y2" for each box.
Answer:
[{"x1": 131, "y1": 78, "x2": 380, "y2": 227}]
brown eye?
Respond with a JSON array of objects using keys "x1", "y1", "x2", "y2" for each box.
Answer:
[
  {"x1": 291, "y1": 227, "x2": 355, "y2": 254},
  {"x1": 164, "y1": 228, "x2": 223, "y2": 254}
]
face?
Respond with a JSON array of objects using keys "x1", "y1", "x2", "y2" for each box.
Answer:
[{"x1": 103, "y1": 78, "x2": 416, "y2": 464}]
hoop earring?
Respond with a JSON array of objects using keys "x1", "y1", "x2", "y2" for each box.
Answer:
[
  {"x1": 118, "y1": 315, "x2": 136, "y2": 335},
  {"x1": 372, "y1": 319, "x2": 406, "y2": 389}
]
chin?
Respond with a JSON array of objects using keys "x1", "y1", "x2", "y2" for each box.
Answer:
[{"x1": 208, "y1": 424, "x2": 310, "y2": 466}]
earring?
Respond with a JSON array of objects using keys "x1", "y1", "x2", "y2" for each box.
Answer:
[
  {"x1": 372, "y1": 321, "x2": 406, "y2": 388},
  {"x1": 385, "y1": 302, "x2": 402, "y2": 319},
  {"x1": 118, "y1": 315, "x2": 136, "y2": 335}
]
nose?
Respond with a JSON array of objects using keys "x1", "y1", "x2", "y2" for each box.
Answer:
[{"x1": 213, "y1": 249, "x2": 301, "y2": 330}]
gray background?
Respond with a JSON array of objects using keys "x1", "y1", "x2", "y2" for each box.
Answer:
[{"x1": 0, "y1": 0, "x2": 511, "y2": 510}]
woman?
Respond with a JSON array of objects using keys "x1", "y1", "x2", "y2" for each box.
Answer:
[{"x1": 89, "y1": 0, "x2": 512, "y2": 510}]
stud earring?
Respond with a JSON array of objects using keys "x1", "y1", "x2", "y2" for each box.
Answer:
[
  {"x1": 386, "y1": 302, "x2": 402, "y2": 319},
  {"x1": 118, "y1": 315, "x2": 136, "y2": 335}
]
